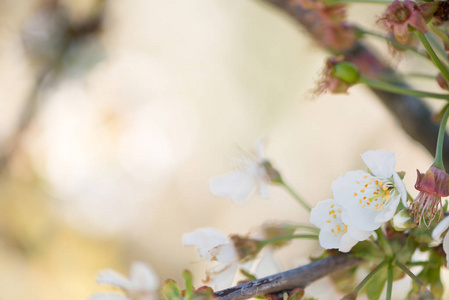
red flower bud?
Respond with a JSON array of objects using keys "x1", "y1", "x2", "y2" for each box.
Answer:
[
  {"x1": 378, "y1": 0, "x2": 439, "y2": 44},
  {"x1": 411, "y1": 166, "x2": 449, "y2": 228}
]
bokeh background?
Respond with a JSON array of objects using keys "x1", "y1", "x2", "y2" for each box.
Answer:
[{"x1": 0, "y1": 0, "x2": 446, "y2": 299}]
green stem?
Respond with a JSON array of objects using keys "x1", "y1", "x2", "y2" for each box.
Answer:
[
  {"x1": 396, "y1": 261, "x2": 433, "y2": 297},
  {"x1": 352, "y1": 259, "x2": 389, "y2": 295},
  {"x1": 375, "y1": 228, "x2": 393, "y2": 257},
  {"x1": 359, "y1": 76, "x2": 449, "y2": 101},
  {"x1": 280, "y1": 181, "x2": 312, "y2": 212},
  {"x1": 290, "y1": 224, "x2": 320, "y2": 233},
  {"x1": 386, "y1": 262, "x2": 394, "y2": 300},
  {"x1": 259, "y1": 234, "x2": 318, "y2": 247},
  {"x1": 406, "y1": 261, "x2": 429, "y2": 267},
  {"x1": 416, "y1": 31, "x2": 449, "y2": 84},
  {"x1": 357, "y1": 28, "x2": 428, "y2": 59},
  {"x1": 400, "y1": 73, "x2": 437, "y2": 80},
  {"x1": 427, "y1": 25, "x2": 449, "y2": 68},
  {"x1": 433, "y1": 104, "x2": 449, "y2": 170}
]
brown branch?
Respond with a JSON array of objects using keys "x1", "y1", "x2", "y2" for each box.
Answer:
[
  {"x1": 214, "y1": 254, "x2": 363, "y2": 300},
  {"x1": 0, "y1": 0, "x2": 106, "y2": 173},
  {"x1": 258, "y1": 0, "x2": 449, "y2": 170}
]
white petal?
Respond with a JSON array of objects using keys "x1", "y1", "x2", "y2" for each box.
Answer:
[
  {"x1": 258, "y1": 182, "x2": 269, "y2": 198},
  {"x1": 210, "y1": 243, "x2": 237, "y2": 263},
  {"x1": 361, "y1": 150, "x2": 396, "y2": 178},
  {"x1": 343, "y1": 215, "x2": 374, "y2": 241},
  {"x1": 254, "y1": 249, "x2": 279, "y2": 277},
  {"x1": 339, "y1": 234, "x2": 360, "y2": 253},
  {"x1": 207, "y1": 262, "x2": 239, "y2": 290},
  {"x1": 443, "y1": 233, "x2": 449, "y2": 263},
  {"x1": 183, "y1": 228, "x2": 228, "y2": 260},
  {"x1": 318, "y1": 230, "x2": 345, "y2": 250},
  {"x1": 209, "y1": 171, "x2": 256, "y2": 203},
  {"x1": 392, "y1": 172, "x2": 408, "y2": 206},
  {"x1": 129, "y1": 262, "x2": 159, "y2": 292},
  {"x1": 374, "y1": 197, "x2": 400, "y2": 224},
  {"x1": 332, "y1": 170, "x2": 369, "y2": 207},
  {"x1": 97, "y1": 269, "x2": 131, "y2": 290},
  {"x1": 89, "y1": 294, "x2": 129, "y2": 300},
  {"x1": 432, "y1": 216, "x2": 449, "y2": 241},
  {"x1": 343, "y1": 202, "x2": 381, "y2": 231},
  {"x1": 333, "y1": 170, "x2": 398, "y2": 231},
  {"x1": 310, "y1": 199, "x2": 338, "y2": 228}
]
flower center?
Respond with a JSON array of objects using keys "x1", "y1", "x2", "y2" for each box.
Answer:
[
  {"x1": 326, "y1": 204, "x2": 348, "y2": 236},
  {"x1": 353, "y1": 176, "x2": 393, "y2": 211},
  {"x1": 390, "y1": 5, "x2": 411, "y2": 23}
]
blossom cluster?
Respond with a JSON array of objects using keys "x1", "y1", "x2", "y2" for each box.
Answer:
[{"x1": 310, "y1": 150, "x2": 407, "y2": 252}]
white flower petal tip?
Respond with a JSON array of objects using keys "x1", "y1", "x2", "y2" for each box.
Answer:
[
  {"x1": 310, "y1": 199, "x2": 372, "y2": 253},
  {"x1": 209, "y1": 172, "x2": 256, "y2": 204},
  {"x1": 333, "y1": 151, "x2": 407, "y2": 231},
  {"x1": 97, "y1": 269, "x2": 130, "y2": 289},
  {"x1": 443, "y1": 234, "x2": 449, "y2": 263},
  {"x1": 92, "y1": 262, "x2": 159, "y2": 300},
  {"x1": 432, "y1": 216, "x2": 449, "y2": 242},
  {"x1": 182, "y1": 228, "x2": 228, "y2": 260},
  {"x1": 361, "y1": 150, "x2": 396, "y2": 178},
  {"x1": 183, "y1": 227, "x2": 242, "y2": 289},
  {"x1": 129, "y1": 262, "x2": 159, "y2": 291},
  {"x1": 210, "y1": 142, "x2": 273, "y2": 203}
]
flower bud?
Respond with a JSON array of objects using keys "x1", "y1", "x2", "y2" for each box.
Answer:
[
  {"x1": 392, "y1": 209, "x2": 415, "y2": 231},
  {"x1": 314, "y1": 58, "x2": 360, "y2": 95},
  {"x1": 261, "y1": 160, "x2": 282, "y2": 184},
  {"x1": 437, "y1": 73, "x2": 449, "y2": 91},
  {"x1": 332, "y1": 62, "x2": 360, "y2": 84},
  {"x1": 378, "y1": 0, "x2": 439, "y2": 44},
  {"x1": 411, "y1": 166, "x2": 449, "y2": 227},
  {"x1": 230, "y1": 235, "x2": 262, "y2": 262}
]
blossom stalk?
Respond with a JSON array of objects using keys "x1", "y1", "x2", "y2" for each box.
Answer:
[{"x1": 411, "y1": 105, "x2": 449, "y2": 227}]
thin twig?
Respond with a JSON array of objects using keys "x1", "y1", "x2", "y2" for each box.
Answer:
[{"x1": 214, "y1": 254, "x2": 363, "y2": 300}]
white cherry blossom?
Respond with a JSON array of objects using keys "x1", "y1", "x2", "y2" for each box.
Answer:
[
  {"x1": 310, "y1": 199, "x2": 373, "y2": 252},
  {"x1": 90, "y1": 262, "x2": 159, "y2": 300},
  {"x1": 183, "y1": 228, "x2": 240, "y2": 290},
  {"x1": 432, "y1": 215, "x2": 449, "y2": 263},
  {"x1": 332, "y1": 150, "x2": 407, "y2": 231},
  {"x1": 209, "y1": 141, "x2": 271, "y2": 204}
]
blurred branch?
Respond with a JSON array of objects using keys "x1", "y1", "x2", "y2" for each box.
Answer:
[
  {"x1": 258, "y1": 0, "x2": 449, "y2": 169},
  {"x1": 0, "y1": 0, "x2": 106, "y2": 173},
  {"x1": 214, "y1": 254, "x2": 363, "y2": 300}
]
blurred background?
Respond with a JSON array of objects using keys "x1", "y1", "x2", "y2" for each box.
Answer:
[{"x1": 0, "y1": 0, "x2": 446, "y2": 299}]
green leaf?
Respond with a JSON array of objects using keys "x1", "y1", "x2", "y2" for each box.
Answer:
[
  {"x1": 240, "y1": 268, "x2": 257, "y2": 281},
  {"x1": 182, "y1": 270, "x2": 194, "y2": 300},
  {"x1": 365, "y1": 267, "x2": 388, "y2": 300},
  {"x1": 351, "y1": 241, "x2": 384, "y2": 262},
  {"x1": 330, "y1": 266, "x2": 357, "y2": 293},
  {"x1": 288, "y1": 288, "x2": 305, "y2": 300},
  {"x1": 191, "y1": 286, "x2": 215, "y2": 300},
  {"x1": 163, "y1": 280, "x2": 183, "y2": 300}
]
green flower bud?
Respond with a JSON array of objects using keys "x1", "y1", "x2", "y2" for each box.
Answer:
[
  {"x1": 332, "y1": 62, "x2": 360, "y2": 84},
  {"x1": 392, "y1": 209, "x2": 415, "y2": 231}
]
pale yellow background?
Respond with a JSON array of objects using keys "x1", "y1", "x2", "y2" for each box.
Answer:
[{"x1": 0, "y1": 0, "x2": 446, "y2": 299}]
